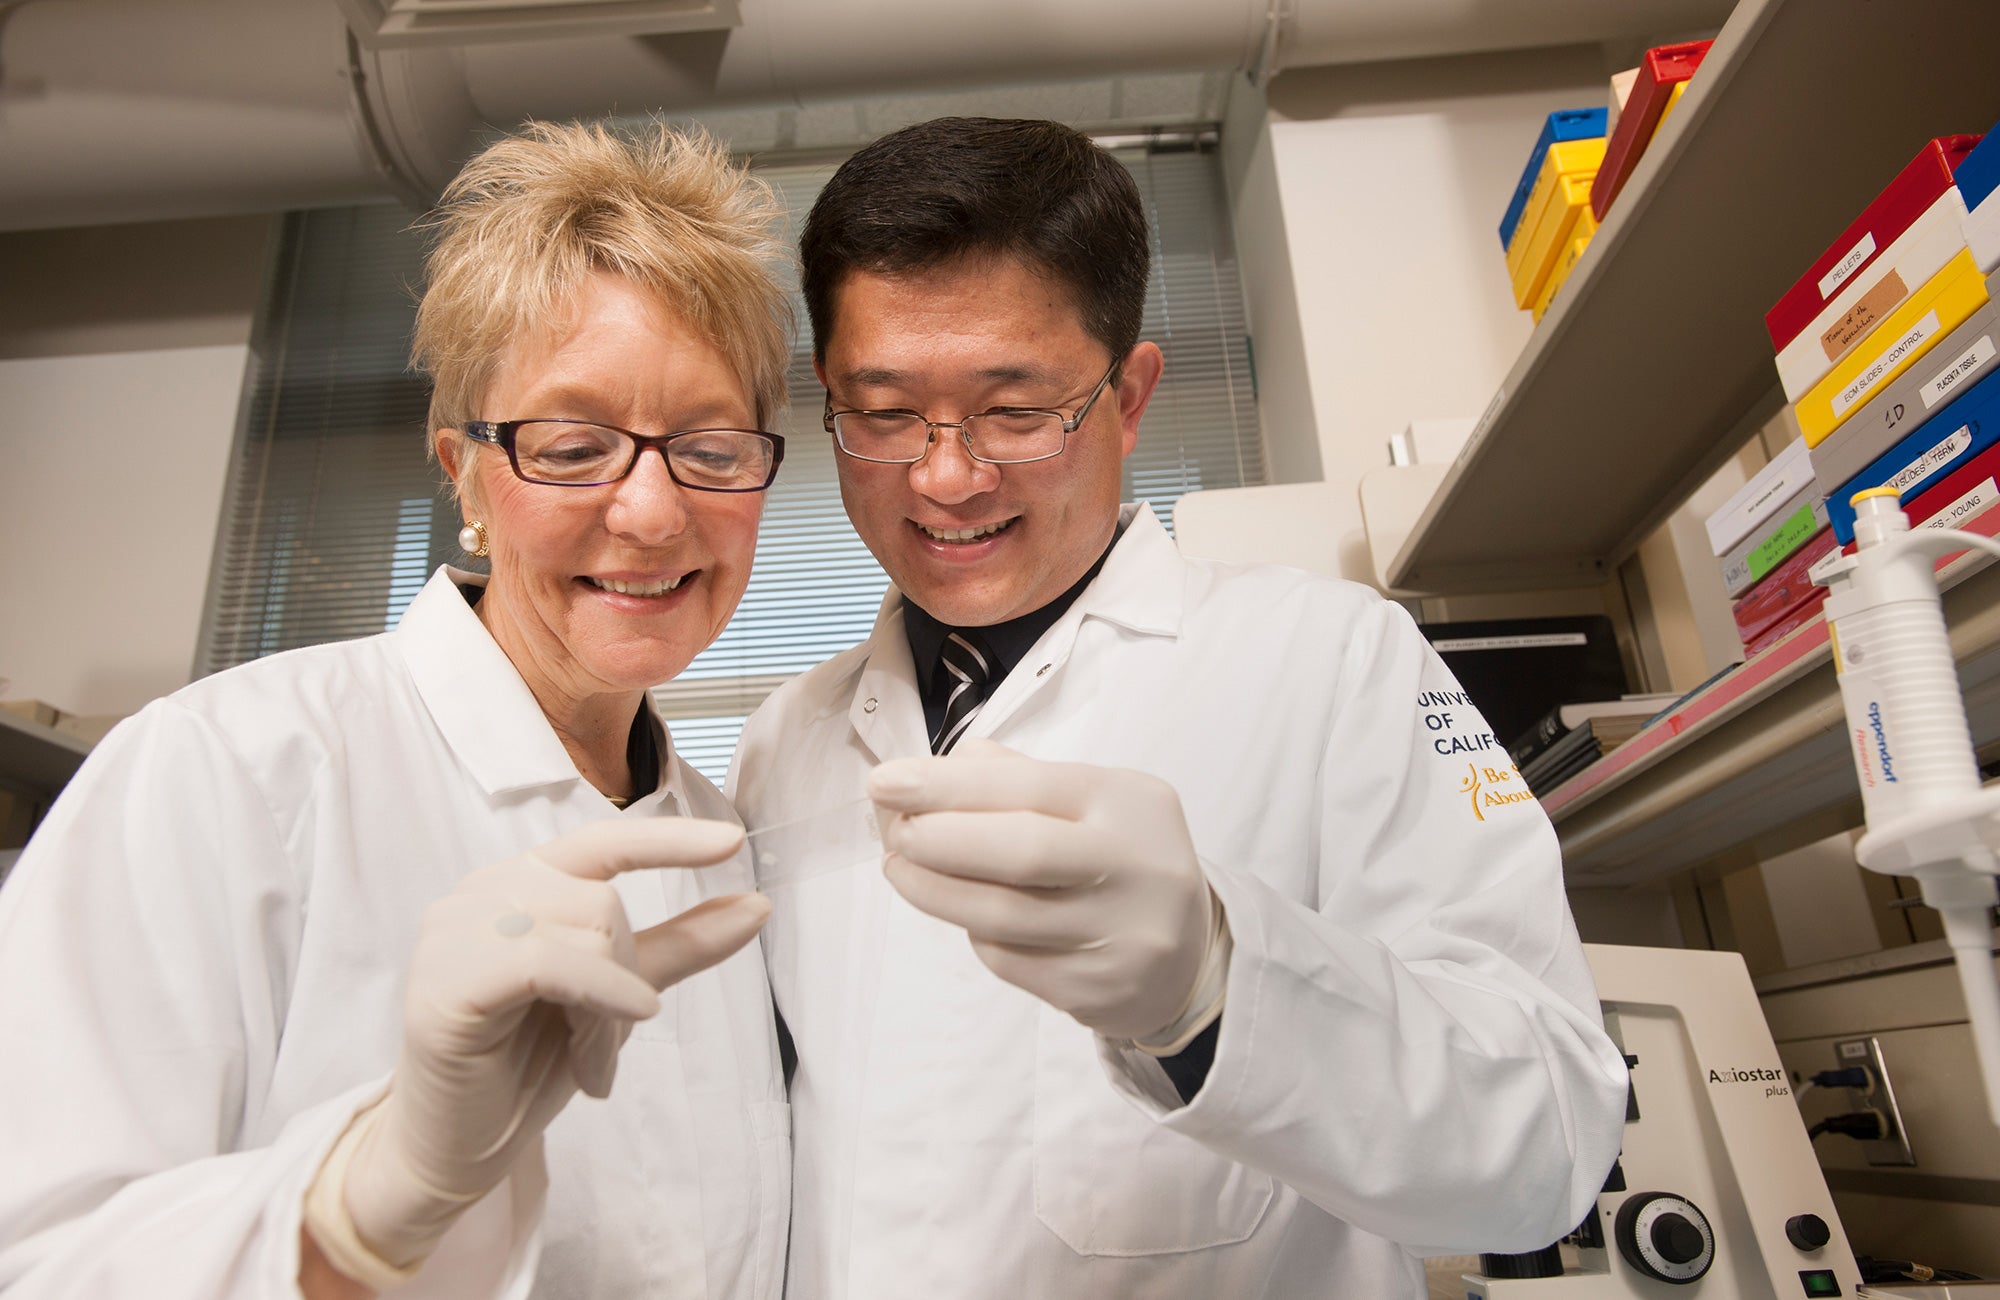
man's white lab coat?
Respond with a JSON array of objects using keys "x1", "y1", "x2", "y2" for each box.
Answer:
[
  {"x1": 0, "y1": 568, "x2": 788, "y2": 1299},
  {"x1": 730, "y1": 504, "x2": 1628, "y2": 1299}
]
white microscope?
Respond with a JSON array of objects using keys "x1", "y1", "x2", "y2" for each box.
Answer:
[
  {"x1": 1463, "y1": 943, "x2": 1859, "y2": 1300},
  {"x1": 1465, "y1": 489, "x2": 2000, "y2": 1300}
]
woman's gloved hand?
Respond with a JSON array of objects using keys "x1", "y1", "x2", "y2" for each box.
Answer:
[
  {"x1": 304, "y1": 818, "x2": 767, "y2": 1287},
  {"x1": 870, "y1": 738, "x2": 1228, "y2": 1047}
]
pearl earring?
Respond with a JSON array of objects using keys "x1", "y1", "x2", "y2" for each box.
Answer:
[{"x1": 458, "y1": 520, "x2": 490, "y2": 558}]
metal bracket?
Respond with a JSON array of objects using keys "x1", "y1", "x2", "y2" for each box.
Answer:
[
  {"x1": 1247, "y1": 0, "x2": 1294, "y2": 89},
  {"x1": 1834, "y1": 1036, "x2": 1917, "y2": 1167}
]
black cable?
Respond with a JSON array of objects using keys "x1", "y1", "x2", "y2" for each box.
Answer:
[
  {"x1": 1857, "y1": 1255, "x2": 1988, "y2": 1284},
  {"x1": 1807, "y1": 1111, "x2": 1886, "y2": 1141}
]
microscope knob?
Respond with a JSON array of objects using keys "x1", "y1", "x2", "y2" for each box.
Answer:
[
  {"x1": 1614, "y1": 1192, "x2": 1715, "y2": 1284},
  {"x1": 1786, "y1": 1214, "x2": 1831, "y2": 1252},
  {"x1": 1652, "y1": 1215, "x2": 1706, "y2": 1264}
]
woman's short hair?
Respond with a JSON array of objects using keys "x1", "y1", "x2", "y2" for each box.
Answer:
[{"x1": 414, "y1": 120, "x2": 793, "y2": 435}]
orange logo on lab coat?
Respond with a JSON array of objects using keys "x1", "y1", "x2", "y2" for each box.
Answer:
[{"x1": 1460, "y1": 762, "x2": 1535, "y2": 820}]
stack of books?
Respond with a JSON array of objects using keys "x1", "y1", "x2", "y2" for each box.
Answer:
[
  {"x1": 1500, "y1": 108, "x2": 1606, "y2": 324},
  {"x1": 1508, "y1": 694, "x2": 1681, "y2": 797},
  {"x1": 1765, "y1": 129, "x2": 2000, "y2": 573}
]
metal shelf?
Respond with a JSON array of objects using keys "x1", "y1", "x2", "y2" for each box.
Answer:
[
  {"x1": 1548, "y1": 538, "x2": 2000, "y2": 885},
  {"x1": 0, "y1": 709, "x2": 92, "y2": 799},
  {"x1": 1387, "y1": 0, "x2": 2000, "y2": 594}
]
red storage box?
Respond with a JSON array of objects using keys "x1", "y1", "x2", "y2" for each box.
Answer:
[
  {"x1": 1589, "y1": 40, "x2": 1712, "y2": 222},
  {"x1": 1765, "y1": 135, "x2": 1983, "y2": 351},
  {"x1": 1732, "y1": 526, "x2": 1837, "y2": 644}
]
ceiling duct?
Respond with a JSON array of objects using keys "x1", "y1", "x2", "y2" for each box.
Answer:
[
  {"x1": 335, "y1": 0, "x2": 741, "y2": 51},
  {"x1": 0, "y1": 0, "x2": 1732, "y2": 233},
  {"x1": 0, "y1": 0, "x2": 381, "y2": 230}
]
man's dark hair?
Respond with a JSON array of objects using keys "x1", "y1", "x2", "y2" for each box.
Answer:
[{"x1": 801, "y1": 117, "x2": 1150, "y2": 364}]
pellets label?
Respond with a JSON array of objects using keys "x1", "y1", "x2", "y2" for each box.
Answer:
[{"x1": 1819, "y1": 232, "x2": 1878, "y2": 301}]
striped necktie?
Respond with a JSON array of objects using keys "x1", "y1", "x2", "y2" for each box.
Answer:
[{"x1": 932, "y1": 629, "x2": 994, "y2": 755}]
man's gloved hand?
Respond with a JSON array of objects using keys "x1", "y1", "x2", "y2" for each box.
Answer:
[
  {"x1": 305, "y1": 818, "x2": 767, "y2": 1286},
  {"x1": 870, "y1": 738, "x2": 1227, "y2": 1046}
]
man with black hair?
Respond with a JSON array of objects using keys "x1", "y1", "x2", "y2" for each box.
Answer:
[{"x1": 729, "y1": 116, "x2": 1627, "y2": 1299}]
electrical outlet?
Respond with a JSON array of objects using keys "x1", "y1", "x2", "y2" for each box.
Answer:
[{"x1": 1833, "y1": 1036, "x2": 1916, "y2": 1166}]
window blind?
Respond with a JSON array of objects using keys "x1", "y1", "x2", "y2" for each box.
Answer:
[
  {"x1": 199, "y1": 139, "x2": 1264, "y2": 786},
  {"x1": 1114, "y1": 143, "x2": 1265, "y2": 507},
  {"x1": 195, "y1": 203, "x2": 450, "y2": 676}
]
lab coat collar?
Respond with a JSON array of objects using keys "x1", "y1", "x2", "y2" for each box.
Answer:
[
  {"x1": 849, "y1": 593, "x2": 929, "y2": 764},
  {"x1": 957, "y1": 504, "x2": 1183, "y2": 729},
  {"x1": 1071, "y1": 502, "x2": 1185, "y2": 639},
  {"x1": 396, "y1": 565, "x2": 666, "y2": 800},
  {"x1": 845, "y1": 504, "x2": 1184, "y2": 762}
]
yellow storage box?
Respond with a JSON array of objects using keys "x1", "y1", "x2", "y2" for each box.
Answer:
[
  {"x1": 1797, "y1": 247, "x2": 1991, "y2": 446},
  {"x1": 1506, "y1": 136, "x2": 1608, "y2": 307}
]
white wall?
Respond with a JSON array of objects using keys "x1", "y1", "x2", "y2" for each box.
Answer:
[
  {"x1": 1758, "y1": 832, "x2": 1886, "y2": 969},
  {"x1": 0, "y1": 348, "x2": 245, "y2": 715},
  {"x1": 1221, "y1": 76, "x2": 1324, "y2": 489},
  {"x1": 1217, "y1": 43, "x2": 1618, "y2": 583},
  {"x1": 0, "y1": 216, "x2": 271, "y2": 718}
]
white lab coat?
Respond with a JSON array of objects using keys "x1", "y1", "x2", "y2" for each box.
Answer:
[
  {"x1": 730, "y1": 504, "x2": 1628, "y2": 1300},
  {"x1": 0, "y1": 568, "x2": 788, "y2": 1300}
]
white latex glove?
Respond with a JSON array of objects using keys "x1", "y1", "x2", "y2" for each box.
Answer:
[
  {"x1": 305, "y1": 817, "x2": 766, "y2": 1287},
  {"x1": 870, "y1": 738, "x2": 1226, "y2": 1045}
]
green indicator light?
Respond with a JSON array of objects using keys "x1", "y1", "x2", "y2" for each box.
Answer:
[{"x1": 1799, "y1": 1269, "x2": 1842, "y2": 1297}]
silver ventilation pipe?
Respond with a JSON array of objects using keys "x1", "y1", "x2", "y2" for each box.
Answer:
[{"x1": 1, "y1": 0, "x2": 1730, "y2": 232}]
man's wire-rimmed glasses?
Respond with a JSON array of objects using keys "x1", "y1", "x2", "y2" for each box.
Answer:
[
  {"x1": 823, "y1": 359, "x2": 1119, "y2": 465},
  {"x1": 463, "y1": 420, "x2": 786, "y2": 491}
]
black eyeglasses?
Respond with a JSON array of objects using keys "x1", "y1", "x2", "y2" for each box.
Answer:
[
  {"x1": 463, "y1": 420, "x2": 785, "y2": 491},
  {"x1": 823, "y1": 360, "x2": 1120, "y2": 465}
]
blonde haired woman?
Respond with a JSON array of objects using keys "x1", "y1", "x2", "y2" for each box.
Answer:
[{"x1": 0, "y1": 122, "x2": 794, "y2": 1299}]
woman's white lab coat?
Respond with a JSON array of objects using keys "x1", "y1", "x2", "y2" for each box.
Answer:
[
  {"x1": 730, "y1": 504, "x2": 1629, "y2": 1300},
  {"x1": 0, "y1": 568, "x2": 788, "y2": 1299}
]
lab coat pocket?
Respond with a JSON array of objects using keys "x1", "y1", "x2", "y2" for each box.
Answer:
[
  {"x1": 747, "y1": 1098, "x2": 793, "y2": 1300},
  {"x1": 1032, "y1": 1010, "x2": 1273, "y2": 1256}
]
